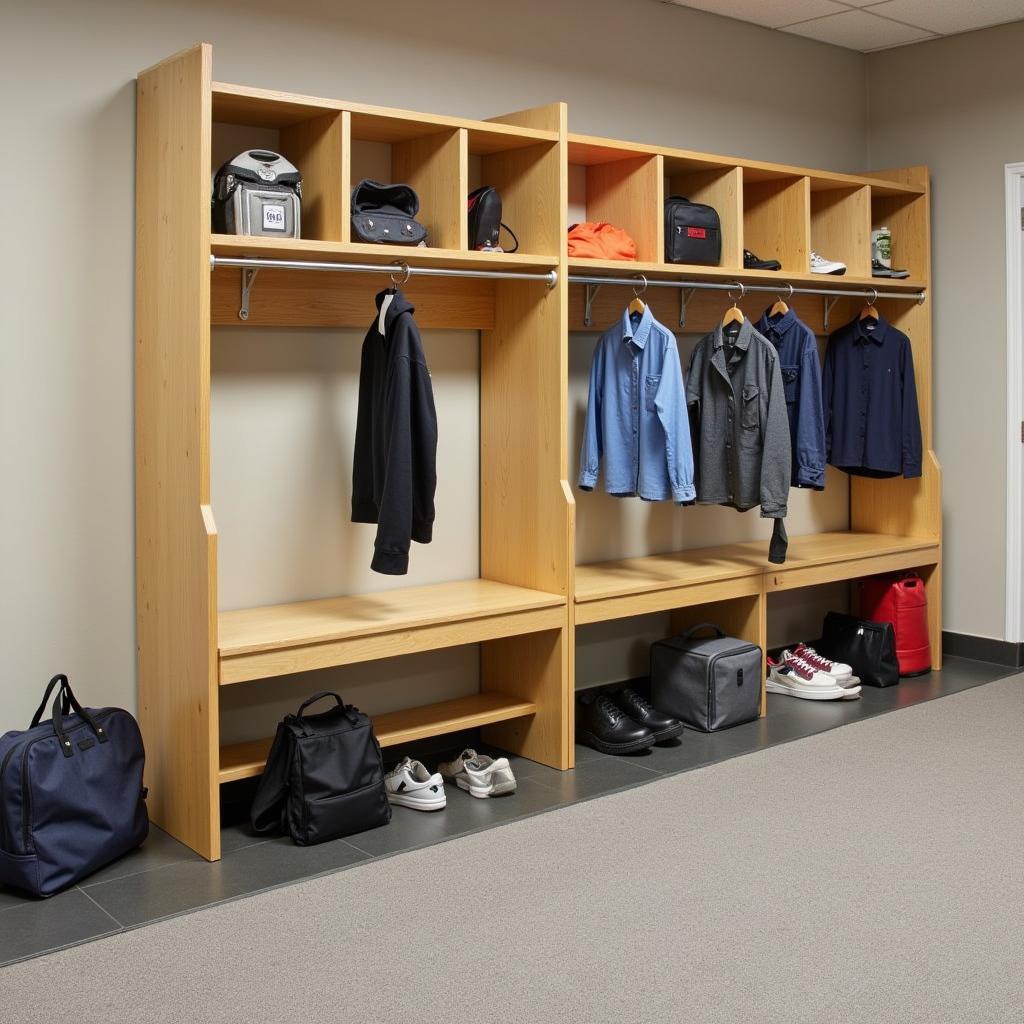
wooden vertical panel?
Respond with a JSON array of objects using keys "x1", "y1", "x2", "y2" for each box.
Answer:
[
  {"x1": 279, "y1": 112, "x2": 344, "y2": 241},
  {"x1": 481, "y1": 102, "x2": 572, "y2": 769},
  {"x1": 479, "y1": 141, "x2": 561, "y2": 256},
  {"x1": 670, "y1": 591, "x2": 768, "y2": 716},
  {"x1": 339, "y1": 111, "x2": 352, "y2": 243},
  {"x1": 668, "y1": 165, "x2": 743, "y2": 270},
  {"x1": 916, "y1": 560, "x2": 943, "y2": 670},
  {"x1": 392, "y1": 128, "x2": 463, "y2": 250},
  {"x1": 744, "y1": 175, "x2": 810, "y2": 272},
  {"x1": 136, "y1": 44, "x2": 220, "y2": 861},
  {"x1": 586, "y1": 154, "x2": 662, "y2": 262},
  {"x1": 810, "y1": 185, "x2": 871, "y2": 278}
]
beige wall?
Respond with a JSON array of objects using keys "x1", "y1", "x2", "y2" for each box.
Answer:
[
  {"x1": 866, "y1": 25, "x2": 1020, "y2": 642},
  {"x1": 1, "y1": 0, "x2": 875, "y2": 730}
]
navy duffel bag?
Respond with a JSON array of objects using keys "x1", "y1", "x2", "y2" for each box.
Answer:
[{"x1": 0, "y1": 674, "x2": 148, "y2": 897}]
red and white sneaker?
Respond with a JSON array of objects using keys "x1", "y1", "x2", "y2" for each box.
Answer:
[
  {"x1": 767, "y1": 654, "x2": 860, "y2": 701},
  {"x1": 783, "y1": 643, "x2": 860, "y2": 699}
]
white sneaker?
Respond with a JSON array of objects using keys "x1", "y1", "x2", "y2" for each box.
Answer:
[
  {"x1": 437, "y1": 748, "x2": 517, "y2": 799},
  {"x1": 810, "y1": 250, "x2": 847, "y2": 276},
  {"x1": 767, "y1": 655, "x2": 860, "y2": 701},
  {"x1": 385, "y1": 757, "x2": 447, "y2": 811},
  {"x1": 785, "y1": 643, "x2": 861, "y2": 699}
]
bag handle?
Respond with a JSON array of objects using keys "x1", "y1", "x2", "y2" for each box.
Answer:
[
  {"x1": 30, "y1": 674, "x2": 69, "y2": 728},
  {"x1": 679, "y1": 623, "x2": 724, "y2": 641},
  {"x1": 50, "y1": 679, "x2": 108, "y2": 757},
  {"x1": 499, "y1": 222, "x2": 519, "y2": 254},
  {"x1": 297, "y1": 691, "x2": 346, "y2": 718}
]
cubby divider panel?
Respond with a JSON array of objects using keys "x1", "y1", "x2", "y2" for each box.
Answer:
[
  {"x1": 810, "y1": 184, "x2": 871, "y2": 279},
  {"x1": 743, "y1": 173, "x2": 809, "y2": 274}
]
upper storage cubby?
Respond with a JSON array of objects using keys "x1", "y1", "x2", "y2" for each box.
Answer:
[
  {"x1": 742, "y1": 170, "x2": 810, "y2": 274},
  {"x1": 663, "y1": 155, "x2": 743, "y2": 271},
  {"x1": 810, "y1": 181, "x2": 871, "y2": 279},
  {"x1": 871, "y1": 189, "x2": 929, "y2": 283},
  {"x1": 212, "y1": 87, "x2": 345, "y2": 243},
  {"x1": 568, "y1": 138, "x2": 662, "y2": 264}
]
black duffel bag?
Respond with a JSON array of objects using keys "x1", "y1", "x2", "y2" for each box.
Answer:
[
  {"x1": 664, "y1": 195, "x2": 721, "y2": 265},
  {"x1": 351, "y1": 179, "x2": 427, "y2": 246},
  {"x1": 0, "y1": 674, "x2": 148, "y2": 897},
  {"x1": 250, "y1": 691, "x2": 390, "y2": 845},
  {"x1": 819, "y1": 612, "x2": 900, "y2": 687}
]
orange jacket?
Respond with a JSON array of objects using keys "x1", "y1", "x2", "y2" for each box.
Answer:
[{"x1": 567, "y1": 222, "x2": 638, "y2": 261}]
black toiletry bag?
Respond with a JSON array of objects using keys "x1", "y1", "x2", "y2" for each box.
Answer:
[
  {"x1": 664, "y1": 195, "x2": 721, "y2": 265},
  {"x1": 651, "y1": 624, "x2": 762, "y2": 732},
  {"x1": 351, "y1": 179, "x2": 427, "y2": 246}
]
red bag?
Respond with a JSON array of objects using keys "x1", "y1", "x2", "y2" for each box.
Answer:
[{"x1": 857, "y1": 573, "x2": 931, "y2": 676}]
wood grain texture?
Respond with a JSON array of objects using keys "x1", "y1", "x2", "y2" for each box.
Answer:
[
  {"x1": 584, "y1": 154, "x2": 663, "y2": 263},
  {"x1": 136, "y1": 43, "x2": 220, "y2": 862},
  {"x1": 743, "y1": 175, "x2": 810, "y2": 273},
  {"x1": 279, "y1": 112, "x2": 344, "y2": 242},
  {"x1": 667, "y1": 164, "x2": 743, "y2": 271},
  {"x1": 218, "y1": 693, "x2": 538, "y2": 783},
  {"x1": 811, "y1": 186, "x2": 871, "y2": 279},
  {"x1": 480, "y1": 141, "x2": 562, "y2": 257},
  {"x1": 393, "y1": 128, "x2": 463, "y2": 251},
  {"x1": 577, "y1": 575, "x2": 763, "y2": 625}
]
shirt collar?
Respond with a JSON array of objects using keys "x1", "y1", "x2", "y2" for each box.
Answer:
[
  {"x1": 620, "y1": 303, "x2": 654, "y2": 350},
  {"x1": 758, "y1": 307, "x2": 796, "y2": 337},
  {"x1": 855, "y1": 313, "x2": 888, "y2": 345},
  {"x1": 713, "y1": 317, "x2": 753, "y2": 353}
]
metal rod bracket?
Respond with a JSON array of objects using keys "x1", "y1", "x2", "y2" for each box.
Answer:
[
  {"x1": 679, "y1": 287, "x2": 697, "y2": 329},
  {"x1": 583, "y1": 283, "x2": 602, "y2": 328},
  {"x1": 239, "y1": 268, "x2": 259, "y2": 321},
  {"x1": 823, "y1": 295, "x2": 839, "y2": 333}
]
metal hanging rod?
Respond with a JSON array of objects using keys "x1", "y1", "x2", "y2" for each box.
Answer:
[
  {"x1": 210, "y1": 254, "x2": 559, "y2": 320},
  {"x1": 569, "y1": 273, "x2": 926, "y2": 330}
]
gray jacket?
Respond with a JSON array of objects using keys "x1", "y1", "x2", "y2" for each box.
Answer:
[{"x1": 686, "y1": 319, "x2": 791, "y2": 523}]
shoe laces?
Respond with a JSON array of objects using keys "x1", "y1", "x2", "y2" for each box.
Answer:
[
  {"x1": 595, "y1": 694, "x2": 625, "y2": 722},
  {"x1": 619, "y1": 688, "x2": 652, "y2": 715},
  {"x1": 810, "y1": 251, "x2": 824, "y2": 264},
  {"x1": 795, "y1": 644, "x2": 833, "y2": 671},
  {"x1": 784, "y1": 654, "x2": 817, "y2": 680}
]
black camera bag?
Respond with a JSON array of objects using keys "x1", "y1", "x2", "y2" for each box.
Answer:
[{"x1": 664, "y1": 195, "x2": 722, "y2": 265}]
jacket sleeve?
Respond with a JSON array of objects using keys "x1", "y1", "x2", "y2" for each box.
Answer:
[
  {"x1": 371, "y1": 356, "x2": 415, "y2": 575},
  {"x1": 794, "y1": 331, "x2": 826, "y2": 489},
  {"x1": 760, "y1": 355, "x2": 791, "y2": 519},
  {"x1": 578, "y1": 341, "x2": 604, "y2": 491},
  {"x1": 900, "y1": 336, "x2": 923, "y2": 478},
  {"x1": 821, "y1": 334, "x2": 835, "y2": 464},
  {"x1": 656, "y1": 338, "x2": 696, "y2": 504}
]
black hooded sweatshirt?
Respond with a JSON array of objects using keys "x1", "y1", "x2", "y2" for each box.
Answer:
[{"x1": 352, "y1": 288, "x2": 438, "y2": 574}]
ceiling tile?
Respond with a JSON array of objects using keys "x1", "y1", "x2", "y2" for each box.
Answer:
[
  {"x1": 783, "y1": 9, "x2": 936, "y2": 49},
  {"x1": 864, "y1": 0, "x2": 1024, "y2": 35},
  {"x1": 663, "y1": 0, "x2": 846, "y2": 30}
]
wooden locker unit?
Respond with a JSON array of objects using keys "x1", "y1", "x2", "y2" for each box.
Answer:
[{"x1": 137, "y1": 45, "x2": 940, "y2": 861}]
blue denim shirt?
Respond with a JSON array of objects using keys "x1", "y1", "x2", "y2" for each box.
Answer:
[
  {"x1": 823, "y1": 314, "x2": 922, "y2": 478},
  {"x1": 756, "y1": 308, "x2": 826, "y2": 489},
  {"x1": 579, "y1": 306, "x2": 695, "y2": 503}
]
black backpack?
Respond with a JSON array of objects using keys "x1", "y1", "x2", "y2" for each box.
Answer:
[
  {"x1": 467, "y1": 186, "x2": 518, "y2": 251},
  {"x1": 664, "y1": 196, "x2": 721, "y2": 266},
  {"x1": 250, "y1": 692, "x2": 390, "y2": 845},
  {"x1": 350, "y1": 179, "x2": 427, "y2": 245}
]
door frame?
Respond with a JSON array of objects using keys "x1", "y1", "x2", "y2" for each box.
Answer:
[{"x1": 1004, "y1": 163, "x2": 1024, "y2": 643}]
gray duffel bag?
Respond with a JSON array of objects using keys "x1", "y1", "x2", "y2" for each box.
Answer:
[{"x1": 650, "y1": 624, "x2": 762, "y2": 732}]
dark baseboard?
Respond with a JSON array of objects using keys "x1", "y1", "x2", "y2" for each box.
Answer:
[{"x1": 942, "y1": 631, "x2": 1024, "y2": 668}]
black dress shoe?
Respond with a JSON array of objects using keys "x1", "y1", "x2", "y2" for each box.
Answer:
[
  {"x1": 613, "y1": 687, "x2": 685, "y2": 743},
  {"x1": 576, "y1": 691, "x2": 656, "y2": 755}
]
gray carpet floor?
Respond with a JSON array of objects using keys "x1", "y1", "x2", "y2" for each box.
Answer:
[{"x1": 1, "y1": 675, "x2": 1021, "y2": 1023}]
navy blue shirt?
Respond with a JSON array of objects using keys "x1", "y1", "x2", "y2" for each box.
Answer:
[
  {"x1": 822, "y1": 315, "x2": 922, "y2": 479},
  {"x1": 756, "y1": 307, "x2": 826, "y2": 490}
]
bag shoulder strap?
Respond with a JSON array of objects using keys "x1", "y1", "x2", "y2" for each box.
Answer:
[{"x1": 250, "y1": 722, "x2": 295, "y2": 835}]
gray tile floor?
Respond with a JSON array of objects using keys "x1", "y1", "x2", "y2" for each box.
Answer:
[{"x1": 0, "y1": 655, "x2": 1014, "y2": 968}]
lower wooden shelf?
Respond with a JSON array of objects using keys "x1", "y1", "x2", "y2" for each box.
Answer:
[
  {"x1": 219, "y1": 578, "x2": 566, "y2": 684},
  {"x1": 218, "y1": 692, "x2": 537, "y2": 784},
  {"x1": 575, "y1": 531, "x2": 940, "y2": 624}
]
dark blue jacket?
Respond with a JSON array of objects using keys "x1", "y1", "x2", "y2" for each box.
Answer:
[
  {"x1": 755, "y1": 308, "x2": 826, "y2": 489},
  {"x1": 822, "y1": 314, "x2": 922, "y2": 479}
]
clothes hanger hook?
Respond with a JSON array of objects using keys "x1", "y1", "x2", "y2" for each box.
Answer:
[
  {"x1": 727, "y1": 281, "x2": 745, "y2": 304},
  {"x1": 632, "y1": 274, "x2": 648, "y2": 299},
  {"x1": 389, "y1": 260, "x2": 411, "y2": 287},
  {"x1": 868, "y1": 287, "x2": 878, "y2": 305},
  {"x1": 782, "y1": 283, "x2": 794, "y2": 302}
]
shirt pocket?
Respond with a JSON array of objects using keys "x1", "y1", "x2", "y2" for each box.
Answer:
[
  {"x1": 781, "y1": 365, "x2": 799, "y2": 404},
  {"x1": 741, "y1": 383, "x2": 760, "y2": 430},
  {"x1": 644, "y1": 375, "x2": 661, "y2": 413}
]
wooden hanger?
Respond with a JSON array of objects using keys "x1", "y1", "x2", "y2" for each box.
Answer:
[
  {"x1": 628, "y1": 275, "x2": 647, "y2": 317},
  {"x1": 860, "y1": 286, "x2": 879, "y2": 322},
  {"x1": 722, "y1": 282, "x2": 745, "y2": 326},
  {"x1": 769, "y1": 283, "x2": 793, "y2": 319}
]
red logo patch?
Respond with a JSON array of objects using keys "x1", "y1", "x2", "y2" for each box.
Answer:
[{"x1": 686, "y1": 227, "x2": 706, "y2": 239}]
